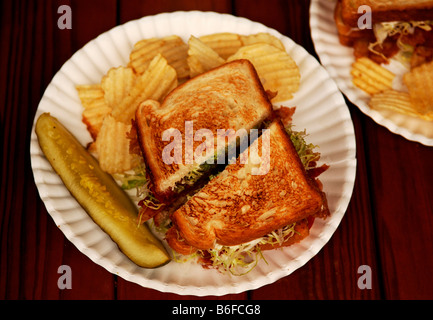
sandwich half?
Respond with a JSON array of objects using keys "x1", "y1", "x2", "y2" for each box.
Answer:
[
  {"x1": 135, "y1": 59, "x2": 273, "y2": 205},
  {"x1": 165, "y1": 119, "x2": 329, "y2": 273},
  {"x1": 335, "y1": 0, "x2": 433, "y2": 67}
]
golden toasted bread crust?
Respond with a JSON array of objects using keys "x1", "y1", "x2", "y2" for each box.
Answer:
[
  {"x1": 170, "y1": 120, "x2": 328, "y2": 250},
  {"x1": 135, "y1": 59, "x2": 273, "y2": 201},
  {"x1": 340, "y1": 0, "x2": 433, "y2": 27},
  {"x1": 335, "y1": 0, "x2": 374, "y2": 46},
  {"x1": 165, "y1": 226, "x2": 198, "y2": 255}
]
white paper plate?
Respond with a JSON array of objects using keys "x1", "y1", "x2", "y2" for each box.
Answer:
[
  {"x1": 310, "y1": 0, "x2": 433, "y2": 146},
  {"x1": 30, "y1": 11, "x2": 356, "y2": 296}
]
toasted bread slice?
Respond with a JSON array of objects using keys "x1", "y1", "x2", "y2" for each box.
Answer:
[
  {"x1": 340, "y1": 0, "x2": 433, "y2": 27},
  {"x1": 168, "y1": 119, "x2": 328, "y2": 251},
  {"x1": 335, "y1": 0, "x2": 374, "y2": 46},
  {"x1": 135, "y1": 59, "x2": 273, "y2": 202}
]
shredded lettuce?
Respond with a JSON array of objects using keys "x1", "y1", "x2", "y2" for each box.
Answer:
[
  {"x1": 205, "y1": 241, "x2": 265, "y2": 276},
  {"x1": 170, "y1": 223, "x2": 299, "y2": 276},
  {"x1": 261, "y1": 223, "x2": 298, "y2": 247},
  {"x1": 373, "y1": 21, "x2": 432, "y2": 45},
  {"x1": 114, "y1": 165, "x2": 164, "y2": 213},
  {"x1": 286, "y1": 126, "x2": 320, "y2": 170},
  {"x1": 204, "y1": 223, "x2": 299, "y2": 275},
  {"x1": 113, "y1": 165, "x2": 147, "y2": 190},
  {"x1": 140, "y1": 193, "x2": 164, "y2": 210},
  {"x1": 369, "y1": 20, "x2": 433, "y2": 65}
]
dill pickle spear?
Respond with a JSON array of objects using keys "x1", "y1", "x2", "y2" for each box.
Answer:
[{"x1": 35, "y1": 112, "x2": 170, "y2": 268}]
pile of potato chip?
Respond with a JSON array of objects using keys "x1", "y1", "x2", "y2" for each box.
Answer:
[
  {"x1": 76, "y1": 32, "x2": 301, "y2": 174},
  {"x1": 351, "y1": 57, "x2": 433, "y2": 121}
]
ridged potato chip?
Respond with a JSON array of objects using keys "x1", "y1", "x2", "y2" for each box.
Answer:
[
  {"x1": 370, "y1": 89, "x2": 433, "y2": 121},
  {"x1": 76, "y1": 84, "x2": 112, "y2": 140},
  {"x1": 403, "y1": 60, "x2": 433, "y2": 118},
  {"x1": 351, "y1": 57, "x2": 395, "y2": 95},
  {"x1": 129, "y1": 35, "x2": 189, "y2": 79},
  {"x1": 187, "y1": 36, "x2": 225, "y2": 76},
  {"x1": 198, "y1": 32, "x2": 285, "y2": 60},
  {"x1": 240, "y1": 32, "x2": 285, "y2": 51},
  {"x1": 111, "y1": 54, "x2": 177, "y2": 123},
  {"x1": 227, "y1": 43, "x2": 300, "y2": 102},
  {"x1": 187, "y1": 55, "x2": 205, "y2": 78},
  {"x1": 101, "y1": 66, "x2": 136, "y2": 110},
  {"x1": 199, "y1": 32, "x2": 243, "y2": 60},
  {"x1": 94, "y1": 115, "x2": 142, "y2": 174},
  {"x1": 76, "y1": 84, "x2": 104, "y2": 103},
  {"x1": 369, "y1": 90, "x2": 417, "y2": 117}
]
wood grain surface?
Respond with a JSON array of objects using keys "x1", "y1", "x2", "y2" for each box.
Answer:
[{"x1": 1, "y1": 0, "x2": 433, "y2": 300}]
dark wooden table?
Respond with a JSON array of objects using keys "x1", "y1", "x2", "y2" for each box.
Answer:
[{"x1": 2, "y1": 0, "x2": 433, "y2": 301}]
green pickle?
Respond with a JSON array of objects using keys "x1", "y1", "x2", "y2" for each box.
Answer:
[{"x1": 35, "y1": 113, "x2": 170, "y2": 268}]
